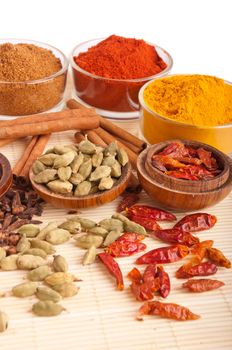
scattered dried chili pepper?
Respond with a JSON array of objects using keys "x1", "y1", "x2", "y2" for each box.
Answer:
[
  {"x1": 127, "y1": 213, "x2": 161, "y2": 231},
  {"x1": 98, "y1": 252, "x2": 124, "y2": 291},
  {"x1": 191, "y1": 240, "x2": 214, "y2": 262},
  {"x1": 105, "y1": 232, "x2": 146, "y2": 257},
  {"x1": 207, "y1": 247, "x2": 231, "y2": 269},
  {"x1": 127, "y1": 205, "x2": 176, "y2": 221},
  {"x1": 127, "y1": 267, "x2": 143, "y2": 283},
  {"x1": 143, "y1": 265, "x2": 159, "y2": 292},
  {"x1": 117, "y1": 193, "x2": 140, "y2": 213},
  {"x1": 136, "y1": 301, "x2": 200, "y2": 321},
  {"x1": 151, "y1": 228, "x2": 199, "y2": 247},
  {"x1": 176, "y1": 262, "x2": 217, "y2": 279},
  {"x1": 174, "y1": 213, "x2": 217, "y2": 232},
  {"x1": 157, "y1": 266, "x2": 170, "y2": 298},
  {"x1": 136, "y1": 245, "x2": 189, "y2": 265},
  {"x1": 182, "y1": 279, "x2": 225, "y2": 292}
]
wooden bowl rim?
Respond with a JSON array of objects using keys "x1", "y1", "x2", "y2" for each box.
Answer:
[
  {"x1": 137, "y1": 148, "x2": 232, "y2": 196},
  {"x1": 146, "y1": 139, "x2": 229, "y2": 187},
  {"x1": 0, "y1": 153, "x2": 12, "y2": 198},
  {"x1": 29, "y1": 162, "x2": 132, "y2": 204}
]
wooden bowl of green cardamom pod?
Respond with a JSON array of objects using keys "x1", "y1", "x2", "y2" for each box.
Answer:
[{"x1": 29, "y1": 142, "x2": 132, "y2": 209}]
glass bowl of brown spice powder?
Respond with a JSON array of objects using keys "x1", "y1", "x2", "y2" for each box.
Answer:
[{"x1": 0, "y1": 39, "x2": 68, "y2": 117}]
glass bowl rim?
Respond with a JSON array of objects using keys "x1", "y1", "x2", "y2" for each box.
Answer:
[
  {"x1": 0, "y1": 38, "x2": 69, "y2": 84},
  {"x1": 139, "y1": 73, "x2": 232, "y2": 129},
  {"x1": 70, "y1": 37, "x2": 173, "y2": 83}
]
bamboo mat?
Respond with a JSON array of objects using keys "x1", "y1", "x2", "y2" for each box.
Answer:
[{"x1": 0, "y1": 126, "x2": 232, "y2": 350}]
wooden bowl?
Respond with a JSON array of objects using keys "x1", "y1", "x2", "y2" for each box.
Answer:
[
  {"x1": 137, "y1": 141, "x2": 232, "y2": 211},
  {"x1": 29, "y1": 163, "x2": 132, "y2": 209},
  {"x1": 0, "y1": 153, "x2": 12, "y2": 198}
]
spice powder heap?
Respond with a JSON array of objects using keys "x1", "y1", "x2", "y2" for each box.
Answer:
[
  {"x1": 74, "y1": 35, "x2": 167, "y2": 79},
  {"x1": 143, "y1": 75, "x2": 232, "y2": 126}
]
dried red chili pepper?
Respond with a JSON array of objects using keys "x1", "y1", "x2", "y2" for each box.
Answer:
[
  {"x1": 129, "y1": 265, "x2": 160, "y2": 301},
  {"x1": 158, "y1": 142, "x2": 187, "y2": 157},
  {"x1": 191, "y1": 240, "x2": 214, "y2": 262},
  {"x1": 152, "y1": 155, "x2": 186, "y2": 171},
  {"x1": 157, "y1": 266, "x2": 170, "y2": 298},
  {"x1": 165, "y1": 170, "x2": 199, "y2": 181},
  {"x1": 127, "y1": 213, "x2": 161, "y2": 231},
  {"x1": 117, "y1": 193, "x2": 139, "y2": 212},
  {"x1": 136, "y1": 245, "x2": 189, "y2": 265},
  {"x1": 105, "y1": 232, "x2": 146, "y2": 257},
  {"x1": 136, "y1": 301, "x2": 200, "y2": 321},
  {"x1": 127, "y1": 267, "x2": 143, "y2": 283},
  {"x1": 127, "y1": 205, "x2": 176, "y2": 221},
  {"x1": 152, "y1": 228, "x2": 199, "y2": 247},
  {"x1": 207, "y1": 247, "x2": 231, "y2": 269},
  {"x1": 182, "y1": 278, "x2": 225, "y2": 292},
  {"x1": 143, "y1": 264, "x2": 159, "y2": 292},
  {"x1": 98, "y1": 252, "x2": 124, "y2": 290},
  {"x1": 130, "y1": 281, "x2": 156, "y2": 301},
  {"x1": 197, "y1": 148, "x2": 218, "y2": 170},
  {"x1": 176, "y1": 262, "x2": 217, "y2": 279},
  {"x1": 174, "y1": 213, "x2": 217, "y2": 232}
]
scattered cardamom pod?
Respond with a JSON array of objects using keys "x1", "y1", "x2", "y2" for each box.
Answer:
[
  {"x1": 45, "y1": 228, "x2": 70, "y2": 245},
  {"x1": 45, "y1": 272, "x2": 77, "y2": 286},
  {"x1": 36, "y1": 222, "x2": 58, "y2": 240},
  {"x1": 34, "y1": 169, "x2": 57, "y2": 184},
  {"x1": 104, "y1": 142, "x2": 118, "y2": 156},
  {"x1": 27, "y1": 265, "x2": 52, "y2": 282},
  {"x1": 103, "y1": 230, "x2": 122, "y2": 247},
  {"x1": 70, "y1": 153, "x2": 84, "y2": 173},
  {"x1": 117, "y1": 148, "x2": 129, "y2": 166},
  {"x1": 23, "y1": 248, "x2": 47, "y2": 259},
  {"x1": 98, "y1": 176, "x2": 114, "y2": 190},
  {"x1": 110, "y1": 160, "x2": 122, "y2": 177},
  {"x1": 31, "y1": 239, "x2": 56, "y2": 255},
  {"x1": 77, "y1": 218, "x2": 97, "y2": 230},
  {"x1": 57, "y1": 166, "x2": 72, "y2": 181},
  {"x1": 18, "y1": 224, "x2": 40, "y2": 238},
  {"x1": 52, "y1": 283, "x2": 79, "y2": 298},
  {"x1": 16, "y1": 234, "x2": 31, "y2": 253},
  {"x1": 124, "y1": 220, "x2": 147, "y2": 236},
  {"x1": 0, "y1": 311, "x2": 9, "y2": 332},
  {"x1": 98, "y1": 218, "x2": 124, "y2": 232},
  {"x1": 74, "y1": 181, "x2": 91, "y2": 196},
  {"x1": 92, "y1": 152, "x2": 103, "y2": 167},
  {"x1": 12, "y1": 282, "x2": 38, "y2": 297},
  {"x1": 0, "y1": 254, "x2": 18, "y2": 271},
  {"x1": 32, "y1": 300, "x2": 65, "y2": 317},
  {"x1": 17, "y1": 255, "x2": 47, "y2": 270},
  {"x1": 59, "y1": 220, "x2": 81, "y2": 234},
  {"x1": 82, "y1": 246, "x2": 97, "y2": 265},
  {"x1": 88, "y1": 227, "x2": 109, "y2": 237},
  {"x1": 53, "y1": 151, "x2": 76, "y2": 168},
  {"x1": 52, "y1": 255, "x2": 68, "y2": 272},
  {"x1": 112, "y1": 213, "x2": 130, "y2": 224},
  {"x1": 79, "y1": 139, "x2": 96, "y2": 154},
  {"x1": 32, "y1": 160, "x2": 46, "y2": 175},
  {"x1": 39, "y1": 153, "x2": 58, "y2": 166},
  {"x1": 74, "y1": 234, "x2": 103, "y2": 249},
  {"x1": 0, "y1": 247, "x2": 7, "y2": 262},
  {"x1": 47, "y1": 180, "x2": 73, "y2": 194},
  {"x1": 36, "y1": 286, "x2": 61, "y2": 303},
  {"x1": 78, "y1": 159, "x2": 92, "y2": 180},
  {"x1": 53, "y1": 145, "x2": 74, "y2": 154},
  {"x1": 89, "y1": 165, "x2": 111, "y2": 181}
]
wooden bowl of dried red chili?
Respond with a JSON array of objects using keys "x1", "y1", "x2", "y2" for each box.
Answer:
[
  {"x1": 137, "y1": 140, "x2": 232, "y2": 211},
  {"x1": 0, "y1": 153, "x2": 12, "y2": 199}
]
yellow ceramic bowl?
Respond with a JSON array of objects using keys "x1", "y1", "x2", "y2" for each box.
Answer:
[{"x1": 139, "y1": 76, "x2": 232, "y2": 154}]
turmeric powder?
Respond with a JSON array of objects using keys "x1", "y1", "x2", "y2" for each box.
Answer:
[{"x1": 143, "y1": 75, "x2": 232, "y2": 126}]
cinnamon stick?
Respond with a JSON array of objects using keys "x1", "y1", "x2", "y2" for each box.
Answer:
[
  {"x1": 0, "y1": 115, "x2": 100, "y2": 139},
  {"x1": 114, "y1": 136, "x2": 141, "y2": 154},
  {"x1": 82, "y1": 130, "x2": 107, "y2": 147},
  {"x1": 74, "y1": 132, "x2": 85, "y2": 143},
  {"x1": 13, "y1": 136, "x2": 39, "y2": 176},
  {"x1": 20, "y1": 134, "x2": 51, "y2": 178},
  {"x1": 67, "y1": 99, "x2": 146, "y2": 150},
  {"x1": 94, "y1": 127, "x2": 137, "y2": 168}
]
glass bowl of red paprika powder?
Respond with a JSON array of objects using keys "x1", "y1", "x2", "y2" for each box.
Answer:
[{"x1": 70, "y1": 36, "x2": 173, "y2": 120}]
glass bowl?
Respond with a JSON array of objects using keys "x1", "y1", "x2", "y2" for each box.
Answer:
[
  {"x1": 70, "y1": 38, "x2": 173, "y2": 120},
  {"x1": 0, "y1": 39, "x2": 68, "y2": 117},
  {"x1": 139, "y1": 75, "x2": 232, "y2": 154}
]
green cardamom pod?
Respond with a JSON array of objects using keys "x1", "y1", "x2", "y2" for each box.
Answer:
[
  {"x1": 88, "y1": 227, "x2": 109, "y2": 237},
  {"x1": 110, "y1": 160, "x2": 122, "y2": 178},
  {"x1": 102, "y1": 155, "x2": 116, "y2": 167},
  {"x1": 98, "y1": 218, "x2": 124, "y2": 232},
  {"x1": 124, "y1": 220, "x2": 147, "y2": 236},
  {"x1": 69, "y1": 173, "x2": 84, "y2": 185},
  {"x1": 117, "y1": 148, "x2": 129, "y2": 166},
  {"x1": 52, "y1": 283, "x2": 79, "y2": 298},
  {"x1": 16, "y1": 235, "x2": 31, "y2": 253},
  {"x1": 0, "y1": 254, "x2": 18, "y2": 271},
  {"x1": 68, "y1": 217, "x2": 97, "y2": 230},
  {"x1": 0, "y1": 311, "x2": 9, "y2": 332},
  {"x1": 78, "y1": 139, "x2": 96, "y2": 154},
  {"x1": 82, "y1": 246, "x2": 97, "y2": 265},
  {"x1": 89, "y1": 184, "x2": 99, "y2": 194},
  {"x1": 32, "y1": 160, "x2": 46, "y2": 175},
  {"x1": 0, "y1": 247, "x2": 6, "y2": 262},
  {"x1": 104, "y1": 142, "x2": 118, "y2": 156},
  {"x1": 45, "y1": 272, "x2": 77, "y2": 286},
  {"x1": 23, "y1": 248, "x2": 47, "y2": 259},
  {"x1": 34, "y1": 169, "x2": 57, "y2": 184},
  {"x1": 39, "y1": 153, "x2": 58, "y2": 166},
  {"x1": 32, "y1": 300, "x2": 65, "y2": 317},
  {"x1": 52, "y1": 255, "x2": 68, "y2": 272},
  {"x1": 36, "y1": 222, "x2": 58, "y2": 240},
  {"x1": 31, "y1": 239, "x2": 56, "y2": 254},
  {"x1": 92, "y1": 152, "x2": 103, "y2": 167},
  {"x1": 89, "y1": 165, "x2": 111, "y2": 182},
  {"x1": 53, "y1": 151, "x2": 76, "y2": 168},
  {"x1": 70, "y1": 153, "x2": 84, "y2": 174},
  {"x1": 78, "y1": 159, "x2": 92, "y2": 180},
  {"x1": 112, "y1": 213, "x2": 130, "y2": 224},
  {"x1": 18, "y1": 224, "x2": 40, "y2": 238},
  {"x1": 27, "y1": 265, "x2": 52, "y2": 282},
  {"x1": 47, "y1": 180, "x2": 73, "y2": 194},
  {"x1": 12, "y1": 282, "x2": 38, "y2": 297},
  {"x1": 53, "y1": 145, "x2": 74, "y2": 154},
  {"x1": 74, "y1": 234, "x2": 103, "y2": 249},
  {"x1": 45, "y1": 228, "x2": 70, "y2": 245},
  {"x1": 59, "y1": 220, "x2": 81, "y2": 234},
  {"x1": 98, "y1": 176, "x2": 114, "y2": 190},
  {"x1": 36, "y1": 286, "x2": 61, "y2": 303},
  {"x1": 17, "y1": 255, "x2": 47, "y2": 270},
  {"x1": 57, "y1": 166, "x2": 72, "y2": 181},
  {"x1": 74, "y1": 181, "x2": 91, "y2": 196},
  {"x1": 103, "y1": 230, "x2": 122, "y2": 247}
]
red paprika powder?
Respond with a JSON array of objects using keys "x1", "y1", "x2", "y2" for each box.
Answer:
[{"x1": 71, "y1": 35, "x2": 171, "y2": 115}]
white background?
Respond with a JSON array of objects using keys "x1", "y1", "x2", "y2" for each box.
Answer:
[{"x1": 1, "y1": 0, "x2": 231, "y2": 80}]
